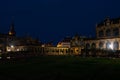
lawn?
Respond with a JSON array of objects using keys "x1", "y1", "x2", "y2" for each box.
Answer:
[{"x1": 0, "y1": 56, "x2": 120, "y2": 80}]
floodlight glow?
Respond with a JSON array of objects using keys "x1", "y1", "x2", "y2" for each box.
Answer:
[
  {"x1": 17, "y1": 49, "x2": 20, "y2": 51},
  {"x1": 109, "y1": 44, "x2": 113, "y2": 50},
  {"x1": 11, "y1": 45, "x2": 14, "y2": 48},
  {"x1": 7, "y1": 49, "x2": 11, "y2": 52}
]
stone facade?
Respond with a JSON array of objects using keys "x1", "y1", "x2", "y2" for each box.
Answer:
[
  {"x1": 83, "y1": 17, "x2": 120, "y2": 57},
  {"x1": 2, "y1": 17, "x2": 120, "y2": 57}
]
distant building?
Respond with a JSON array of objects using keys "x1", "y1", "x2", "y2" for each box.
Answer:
[
  {"x1": 70, "y1": 34, "x2": 85, "y2": 55},
  {"x1": 2, "y1": 17, "x2": 120, "y2": 57},
  {"x1": 42, "y1": 41, "x2": 54, "y2": 47},
  {"x1": 0, "y1": 21, "x2": 42, "y2": 54},
  {"x1": 57, "y1": 37, "x2": 71, "y2": 48},
  {"x1": 84, "y1": 17, "x2": 120, "y2": 56}
]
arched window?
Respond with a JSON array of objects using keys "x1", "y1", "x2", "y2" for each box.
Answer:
[
  {"x1": 106, "y1": 41, "x2": 111, "y2": 49},
  {"x1": 86, "y1": 43, "x2": 90, "y2": 49},
  {"x1": 113, "y1": 41, "x2": 119, "y2": 50},
  {"x1": 99, "y1": 42, "x2": 104, "y2": 49},
  {"x1": 106, "y1": 29, "x2": 111, "y2": 37},
  {"x1": 91, "y1": 43, "x2": 96, "y2": 49},
  {"x1": 98, "y1": 30, "x2": 104, "y2": 37},
  {"x1": 113, "y1": 28, "x2": 119, "y2": 36}
]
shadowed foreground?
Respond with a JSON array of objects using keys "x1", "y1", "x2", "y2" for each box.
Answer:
[{"x1": 0, "y1": 56, "x2": 120, "y2": 80}]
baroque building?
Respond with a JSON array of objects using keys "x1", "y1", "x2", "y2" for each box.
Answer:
[
  {"x1": 96, "y1": 17, "x2": 120, "y2": 39},
  {"x1": 42, "y1": 35, "x2": 85, "y2": 56},
  {"x1": 2, "y1": 17, "x2": 120, "y2": 58},
  {"x1": 84, "y1": 17, "x2": 120, "y2": 57},
  {"x1": 57, "y1": 36, "x2": 71, "y2": 48},
  {"x1": 0, "y1": 21, "x2": 42, "y2": 56},
  {"x1": 96, "y1": 17, "x2": 120, "y2": 50}
]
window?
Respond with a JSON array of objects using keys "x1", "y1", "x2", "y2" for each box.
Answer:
[
  {"x1": 91, "y1": 43, "x2": 96, "y2": 49},
  {"x1": 99, "y1": 30, "x2": 104, "y2": 37},
  {"x1": 99, "y1": 42, "x2": 104, "y2": 49},
  {"x1": 113, "y1": 41, "x2": 119, "y2": 50},
  {"x1": 86, "y1": 43, "x2": 90, "y2": 49},
  {"x1": 113, "y1": 28, "x2": 119, "y2": 36},
  {"x1": 106, "y1": 41, "x2": 111, "y2": 49},
  {"x1": 106, "y1": 29, "x2": 111, "y2": 37}
]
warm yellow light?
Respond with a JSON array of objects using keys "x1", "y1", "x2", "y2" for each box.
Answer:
[
  {"x1": 7, "y1": 49, "x2": 11, "y2": 52},
  {"x1": 11, "y1": 45, "x2": 14, "y2": 48},
  {"x1": 9, "y1": 32, "x2": 12, "y2": 35},
  {"x1": 17, "y1": 49, "x2": 20, "y2": 51}
]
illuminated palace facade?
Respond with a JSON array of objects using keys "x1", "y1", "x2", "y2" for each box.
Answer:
[
  {"x1": 84, "y1": 17, "x2": 120, "y2": 56},
  {"x1": 1, "y1": 17, "x2": 120, "y2": 57},
  {"x1": 5, "y1": 34, "x2": 84, "y2": 56},
  {"x1": 0, "y1": 22, "x2": 41, "y2": 55},
  {"x1": 0, "y1": 21, "x2": 84, "y2": 56}
]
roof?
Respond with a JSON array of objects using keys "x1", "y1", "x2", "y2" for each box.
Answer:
[
  {"x1": 61, "y1": 37, "x2": 71, "y2": 42},
  {"x1": 97, "y1": 17, "x2": 120, "y2": 27}
]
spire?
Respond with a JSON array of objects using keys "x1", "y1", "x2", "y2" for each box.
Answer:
[{"x1": 9, "y1": 18, "x2": 16, "y2": 36}]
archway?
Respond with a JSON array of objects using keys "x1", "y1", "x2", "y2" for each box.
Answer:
[
  {"x1": 91, "y1": 43, "x2": 96, "y2": 49},
  {"x1": 106, "y1": 41, "x2": 111, "y2": 49},
  {"x1": 86, "y1": 43, "x2": 90, "y2": 49},
  {"x1": 99, "y1": 41, "x2": 104, "y2": 49},
  {"x1": 113, "y1": 41, "x2": 119, "y2": 50}
]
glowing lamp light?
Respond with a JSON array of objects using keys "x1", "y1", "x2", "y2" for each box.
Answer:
[
  {"x1": 17, "y1": 49, "x2": 20, "y2": 51},
  {"x1": 109, "y1": 44, "x2": 113, "y2": 50},
  {"x1": 11, "y1": 45, "x2": 14, "y2": 48},
  {"x1": 7, "y1": 49, "x2": 11, "y2": 52}
]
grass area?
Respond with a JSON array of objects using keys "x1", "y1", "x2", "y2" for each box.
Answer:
[{"x1": 0, "y1": 56, "x2": 120, "y2": 80}]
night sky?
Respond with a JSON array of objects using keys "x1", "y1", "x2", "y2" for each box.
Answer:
[{"x1": 0, "y1": 0, "x2": 120, "y2": 43}]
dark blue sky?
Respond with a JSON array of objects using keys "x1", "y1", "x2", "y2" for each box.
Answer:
[{"x1": 0, "y1": 0, "x2": 120, "y2": 43}]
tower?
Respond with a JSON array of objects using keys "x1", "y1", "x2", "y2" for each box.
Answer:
[{"x1": 9, "y1": 21, "x2": 16, "y2": 36}]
